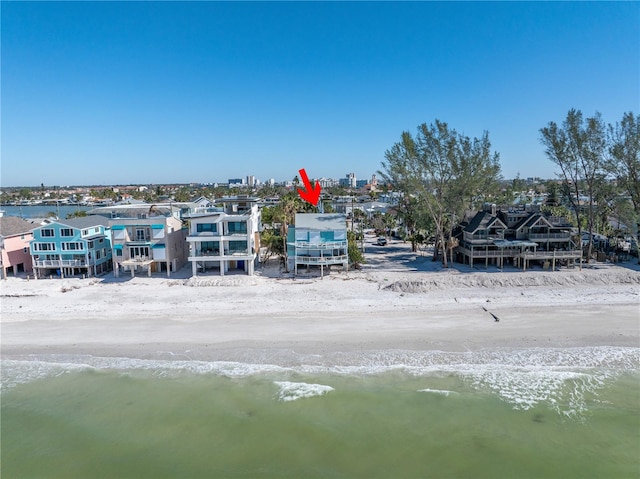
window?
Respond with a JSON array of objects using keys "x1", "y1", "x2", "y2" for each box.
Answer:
[
  {"x1": 88, "y1": 241, "x2": 94, "y2": 249},
  {"x1": 200, "y1": 241, "x2": 219, "y2": 255},
  {"x1": 60, "y1": 228, "x2": 74, "y2": 237},
  {"x1": 23, "y1": 247, "x2": 28, "y2": 253},
  {"x1": 83, "y1": 230, "x2": 89, "y2": 235},
  {"x1": 228, "y1": 240, "x2": 247, "y2": 254},
  {"x1": 320, "y1": 231, "x2": 335, "y2": 242},
  {"x1": 41, "y1": 229, "x2": 54, "y2": 237},
  {"x1": 62, "y1": 242, "x2": 83, "y2": 251},
  {"x1": 136, "y1": 228, "x2": 148, "y2": 241},
  {"x1": 196, "y1": 223, "x2": 217, "y2": 233},
  {"x1": 227, "y1": 222, "x2": 247, "y2": 234},
  {"x1": 116, "y1": 249, "x2": 123, "y2": 257},
  {"x1": 96, "y1": 250, "x2": 102, "y2": 260},
  {"x1": 34, "y1": 242, "x2": 55, "y2": 251},
  {"x1": 129, "y1": 246, "x2": 150, "y2": 258}
]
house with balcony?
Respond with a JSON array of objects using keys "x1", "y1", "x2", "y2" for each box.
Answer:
[
  {"x1": 89, "y1": 204, "x2": 188, "y2": 277},
  {"x1": 185, "y1": 196, "x2": 261, "y2": 276},
  {"x1": 29, "y1": 215, "x2": 112, "y2": 279},
  {"x1": 0, "y1": 214, "x2": 35, "y2": 278},
  {"x1": 287, "y1": 213, "x2": 348, "y2": 277},
  {"x1": 456, "y1": 205, "x2": 581, "y2": 270}
]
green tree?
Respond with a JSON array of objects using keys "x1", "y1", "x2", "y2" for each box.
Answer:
[
  {"x1": 18, "y1": 188, "x2": 32, "y2": 200},
  {"x1": 608, "y1": 112, "x2": 639, "y2": 212},
  {"x1": 545, "y1": 181, "x2": 561, "y2": 207},
  {"x1": 66, "y1": 210, "x2": 88, "y2": 219},
  {"x1": 347, "y1": 230, "x2": 365, "y2": 268},
  {"x1": 259, "y1": 228, "x2": 284, "y2": 265},
  {"x1": 540, "y1": 109, "x2": 609, "y2": 262},
  {"x1": 380, "y1": 120, "x2": 501, "y2": 266},
  {"x1": 322, "y1": 201, "x2": 334, "y2": 213},
  {"x1": 174, "y1": 187, "x2": 192, "y2": 202},
  {"x1": 271, "y1": 193, "x2": 306, "y2": 272}
]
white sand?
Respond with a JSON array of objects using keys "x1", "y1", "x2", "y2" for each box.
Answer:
[{"x1": 2, "y1": 237, "x2": 639, "y2": 361}]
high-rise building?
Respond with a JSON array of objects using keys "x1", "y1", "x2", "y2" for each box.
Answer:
[{"x1": 339, "y1": 173, "x2": 357, "y2": 188}]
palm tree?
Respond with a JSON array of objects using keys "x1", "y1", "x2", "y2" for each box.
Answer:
[{"x1": 272, "y1": 193, "x2": 305, "y2": 272}]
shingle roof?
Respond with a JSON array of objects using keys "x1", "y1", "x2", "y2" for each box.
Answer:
[
  {"x1": 463, "y1": 212, "x2": 489, "y2": 233},
  {"x1": 464, "y1": 211, "x2": 507, "y2": 234},
  {"x1": 0, "y1": 216, "x2": 37, "y2": 237},
  {"x1": 515, "y1": 213, "x2": 552, "y2": 231}
]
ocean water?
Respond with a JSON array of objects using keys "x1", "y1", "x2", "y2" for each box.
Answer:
[{"x1": 2, "y1": 347, "x2": 639, "y2": 479}]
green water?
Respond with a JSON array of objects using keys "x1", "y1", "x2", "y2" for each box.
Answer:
[{"x1": 2, "y1": 369, "x2": 639, "y2": 479}]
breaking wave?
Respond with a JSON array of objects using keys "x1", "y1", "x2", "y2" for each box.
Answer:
[
  {"x1": 274, "y1": 381, "x2": 334, "y2": 402},
  {"x1": 2, "y1": 346, "x2": 638, "y2": 416}
]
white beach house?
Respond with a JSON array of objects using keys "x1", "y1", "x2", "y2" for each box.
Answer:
[
  {"x1": 186, "y1": 196, "x2": 261, "y2": 276},
  {"x1": 89, "y1": 204, "x2": 189, "y2": 277}
]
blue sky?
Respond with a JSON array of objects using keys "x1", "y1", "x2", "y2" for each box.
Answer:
[{"x1": 2, "y1": 1, "x2": 638, "y2": 187}]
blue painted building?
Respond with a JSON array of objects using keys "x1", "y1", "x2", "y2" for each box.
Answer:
[
  {"x1": 30, "y1": 215, "x2": 112, "y2": 278},
  {"x1": 288, "y1": 213, "x2": 348, "y2": 277}
]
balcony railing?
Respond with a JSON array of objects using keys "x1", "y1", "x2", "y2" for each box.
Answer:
[
  {"x1": 294, "y1": 241, "x2": 348, "y2": 250},
  {"x1": 295, "y1": 254, "x2": 348, "y2": 264},
  {"x1": 225, "y1": 250, "x2": 250, "y2": 256},
  {"x1": 193, "y1": 250, "x2": 221, "y2": 257},
  {"x1": 528, "y1": 233, "x2": 571, "y2": 240},
  {"x1": 458, "y1": 248, "x2": 511, "y2": 258},
  {"x1": 124, "y1": 256, "x2": 152, "y2": 262},
  {"x1": 187, "y1": 251, "x2": 255, "y2": 261},
  {"x1": 465, "y1": 235, "x2": 504, "y2": 244},
  {"x1": 519, "y1": 250, "x2": 582, "y2": 259},
  {"x1": 34, "y1": 259, "x2": 87, "y2": 268},
  {"x1": 458, "y1": 244, "x2": 582, "y2": 259}
]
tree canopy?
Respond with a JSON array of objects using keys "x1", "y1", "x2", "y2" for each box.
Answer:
[
  {"x1": 380, "y1": 119, "x2": 501, "y2": 266},
  {"x1": 540, "y1": 109, "x2": 637, "y2": 261}
]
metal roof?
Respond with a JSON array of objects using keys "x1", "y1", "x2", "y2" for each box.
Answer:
[
  {"x1": 294, "y1": 213, "x2": 347, "y2": 230},
  {"x1": 56, "y1": 215, "x2": 110, "y2": 229}
]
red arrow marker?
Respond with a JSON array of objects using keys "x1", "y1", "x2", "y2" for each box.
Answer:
[{"x1": 297, "y1": 168, "x2": 322, "y2": 206}]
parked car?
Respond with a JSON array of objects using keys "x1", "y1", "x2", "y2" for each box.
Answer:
[{"x1": 376, "y1": 237, "x2": 387, "y2": 246}]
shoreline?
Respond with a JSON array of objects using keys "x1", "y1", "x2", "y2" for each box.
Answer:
[{"x1": 2, "y1": 262, "x2": 639, "y2": 362}]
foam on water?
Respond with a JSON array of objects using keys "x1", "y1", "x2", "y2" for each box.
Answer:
[
  {"x1": 3, "y1": 346, "x2": 638, "y2": 415},
  {"x1": 417, "y1": 388, "x2": 459, "y2": 396},
  {"x1": 0, "y1": 360, "x2": 94, "y2": 391},
  {"x1": 274, "y1": 381, "x2": 335, "y2": 402}
]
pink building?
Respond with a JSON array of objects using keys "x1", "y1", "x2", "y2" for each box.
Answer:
[{"x1": 0, "y1": 215, "x2": 36, "y2": 278}]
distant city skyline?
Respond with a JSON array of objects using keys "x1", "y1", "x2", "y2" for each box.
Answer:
[{"x1": 2, "y1": 2, "x2": 638, "y2": 187}]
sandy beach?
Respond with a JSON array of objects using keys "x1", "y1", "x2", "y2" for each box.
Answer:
[
  {"x1": 2, "y1": 237, "x2": 639, "y2": 362},
  {"x1": 3, "y1": 238, "x2": 640, "y2": 479}
]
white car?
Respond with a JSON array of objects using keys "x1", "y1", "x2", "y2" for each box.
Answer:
[{"x1": 376, "y1": 237, "x2": 387, "y2": 246}]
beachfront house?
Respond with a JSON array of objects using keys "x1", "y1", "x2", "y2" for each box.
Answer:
[
  {"x1": 89, "y1": 204, "x2": 188, "y2": 277},
  {"x1": 0, "y1": 214, "x2": 35, "y2": 279},
  {"x1": 456, "y1": 205, "x2": 581, "y2": 270},
  {"x1": 288, "y1": 213, "x2": 348, "y2": 277},
  {"x1": 185, "y1": 196, "x2": 261, "y2": 276},
  {"x1": 29, "y1": 215, "x2": 112, "y2": 279}
]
